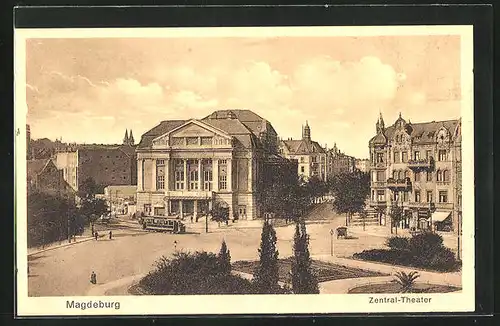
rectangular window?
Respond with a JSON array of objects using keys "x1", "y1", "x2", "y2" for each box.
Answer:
[
  {"x1": 175, "y1": 171, "x2": 184, "y2": 190},
  {"x1": 301, "y1": 166, "x2": 305, "y2": 173},
  {"x1": 157, "y1": 175, "x2": 165, "y2": 190},
  {"x1": 414, "y1": 151, "x2": 420, "y2": 160},
  {"x1": 377, "y1": 190, "x2": 385, "y2": 201},
  {"x1": 300, "y1": 157, "x2": 304, "y2": 163},
  {"x1": 394, "y1": 151, "x2": 400, "y2": 163},
  {"x1": 219, "y1": 175, "x2": 227, "y2": 190},
  {"x1": 401, "y1": 152, "x2": 408, "y2": 163},
  {"x1": 156, "y1": 160, "x2": 165, "y2": 190},
  {"x1": 438, "y1": 150, "x2": 447, "y2": 161},
  {"x1": 426, "y1": 150, "x2": 432, "y2": 159},
  {"x1": 144, "y1": 204, "x2": 152, "y2": 215},
  {"x1": 376, "y1": 153, "x2": 384, "y2": 163},
  {"x1": 203, "y1": 170, "x2": 213, "y2": 191},
  {"x1": 426, "y1": 171, "x2": 433, "y2": 182},
  {"x1": 414, "y1": 171, "x2": 420, "y2": 182},
  {"x1": 403, "y1": 191, "x2": 409, "y2": 202},
  {"x1": 415, "y1": 190, "x2": 421, "y2": 203},
  {"x1": 377, "y1": 171, "x2": 385, "y2": 181},
  {"x1": 427, "y1": 191, "x2": 433, "y2": 203},
  {"x1": 439, "y1": 191, "x2": 448, "y2": 203}
]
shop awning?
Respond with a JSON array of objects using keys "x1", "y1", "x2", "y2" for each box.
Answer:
[{"x1": 431, "y1": 211, "x2": 451, "y2": 223}]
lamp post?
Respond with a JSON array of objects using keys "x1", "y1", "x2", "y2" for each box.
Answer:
[{"x1": 457, "y1": 211, "x2": 461, "y2": 260}]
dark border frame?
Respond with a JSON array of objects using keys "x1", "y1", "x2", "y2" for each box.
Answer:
[{"x1": 6, "y1": 4, "x2": 494, "y2": 321}]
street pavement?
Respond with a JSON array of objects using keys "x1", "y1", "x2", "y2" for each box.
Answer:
[{"x1": 27, "y1": 205, "x2": 462, "y2": 296}]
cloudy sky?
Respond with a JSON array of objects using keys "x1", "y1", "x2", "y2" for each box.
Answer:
[{"x1": 25, "y1": 34, "x2": 461, "y2": 158}]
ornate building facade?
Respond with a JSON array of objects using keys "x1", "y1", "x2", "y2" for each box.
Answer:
[
  {"x1": 136, "y1": 109, "x2": 295, "y2": 220},
  {"x1": 326, "y1": 143, "x2": 356, "y2": 177},
  {"x1": 279, "y1": 122, "x2": 327, "y2": 181},
  {"x1": 368, "y1": 113, "x2": 462, "y2": 233}
]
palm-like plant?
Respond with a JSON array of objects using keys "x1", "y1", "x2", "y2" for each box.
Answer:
[{"x1": 393, "y1": 271, "x2": 420, "y2": 293}]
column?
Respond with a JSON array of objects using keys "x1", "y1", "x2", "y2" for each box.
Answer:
[
  {"x1": 151, "y1": 159, "x2": 157, "y2": 191},
  {"x1": 198, "y1": 159, "x2": 202, "y2": 191},
  {"x1": 183, "y1": 159, "x2": 188, "y2": 191},
  {"x1": 194, "y1": 200, "x2": 198, "y2": 220},
  {"x1": 168, "y1": 200, "x2": 172, "y2": 215},
  {"x1": 137, "y1": 159, "x2": 143, "y2": 191},
  {"x1": 165, "y1": 158, "x2": 170, "y2": 191},
  {"x1": 213, "y1": 159, "x2": 219, "y2": 192},
  {"x1": 179, "y1": 200, "x2": 184, "y2": 218},
  {"x1": 227, "y1": 158, "x2": 232, "y2": 191},
  {"x1": 247, "y1": 157, "x2": 253, "y2": 192}
]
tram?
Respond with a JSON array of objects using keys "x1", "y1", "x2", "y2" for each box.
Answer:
[{"x1": 141, "y1": 216, "x2": 186, "y2": 234}]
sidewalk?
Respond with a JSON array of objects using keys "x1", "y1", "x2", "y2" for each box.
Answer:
[
  {"x1": 312, "y1": 254, "x2": 462, "y2": 287},
  {"x1": 28, "y1": 235, "x2": 95, "y2": 256},
  {"x1": 86, "y1": 273, "x2": 145, "y2": 296}
]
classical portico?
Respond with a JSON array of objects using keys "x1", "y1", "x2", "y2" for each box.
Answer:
[{"x1": 136, "y1": 109, "x2": 294, "y2": 221}]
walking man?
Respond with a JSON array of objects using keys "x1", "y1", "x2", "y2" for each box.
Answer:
[
  {"x1": 173, "y1": 240, "x2": 177, "y2": 251},
  {"x1": 94, "y1": 231, "x2": 99, "y2": 241},
  {"x1": 90, "y1": 271, "x2": 97, "y2": 284},
  {"x1": 109, "y1": 231, "x2": 112, "y2": 240}
]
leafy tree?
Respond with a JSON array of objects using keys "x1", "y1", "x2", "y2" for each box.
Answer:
[
  {"x1": 209, "y1": 201, "x2": 229, "y2": 227},
  {"x1": 329, "y1": 171, "x2": 370, "y2": 226},
  {"x1": 393, "y1": 271, "x2": 420, "y2": 293},
  {"x1": 291, "y1": 219, "x2": 319, "y2": 294},
  {"x1": 253, "y1": 220, "x2": 281, "y2": 294},
  {"x1": 389, "y1": 203, "x2": 404, "y2": 235},
  {"x1": 218, "y1": 239, "x2": 231, "y2": 276},
  {"x1": 77, "y1": 177, "x2": 108, "y2": 228}
]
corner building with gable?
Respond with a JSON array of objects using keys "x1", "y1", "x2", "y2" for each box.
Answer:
[
  {"x1": 136, "y1": 109, "x2": 296, "y2": 220},
  {"x1": 368, "y1": 113, "x2": 462, "y2": 233}
]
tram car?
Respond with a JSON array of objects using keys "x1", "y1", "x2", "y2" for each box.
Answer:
[{"x1": 142, "y1": 216, "x2": 186, "y2": 234}]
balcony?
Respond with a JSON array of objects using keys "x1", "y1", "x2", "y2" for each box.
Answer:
[
  {"x1": 370, "y1": 161, "x2": 387, "y2": 169},
  {"x1": 370, "y1": 200, "x2": 387, "y2": 208},
  {"x1": 407, "y1": 202, "x2": 436, "y2": 210},
  {"x1": 370, "y1": 181, "x2": 386, "y2": 188},
  {"x1": 407, "y1": 157, "x2": 434, "y2": 170},
  {"x1": 434, "y1": 202, "x2": 454, "y2": 210},
  {"x1": 386, "y1": 177, "x2": 412, "y2": 190}
]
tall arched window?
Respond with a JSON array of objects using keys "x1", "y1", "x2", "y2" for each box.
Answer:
[
  {"x1": 398, "y1": 171, "x2": 403, "y2": 180},
  {"x1": 393, "y1": 171, "x2": 398, "y2": 179},
  {"x1": 437, "y1": 170, "x2": 443, "y2": 182},
  {"x1": 404, "y1": 170, "x2": 410, "y2": 179},
  {"x1": 443, "y1": 170, "x2": 449, "y2": 182}
]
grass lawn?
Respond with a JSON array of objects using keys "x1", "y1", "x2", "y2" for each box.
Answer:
[
  {"x1": 348, "y1": 281, "x2": 461, "y2": 294},
  {"x1": 232, "y1": 258, "x2": 388, "y2": 283}
]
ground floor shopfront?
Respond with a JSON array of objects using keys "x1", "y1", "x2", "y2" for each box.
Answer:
[{"x1": 369, "y1": 201, "x2": 458, "y2": 233}]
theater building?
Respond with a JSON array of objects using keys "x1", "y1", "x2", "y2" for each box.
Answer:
[
  {"x1": 136, "y1": 109, "x2": 294, "y2": 220},
  {"x1": 368, "y1": 113, "x2": 462, "y2": 233}
]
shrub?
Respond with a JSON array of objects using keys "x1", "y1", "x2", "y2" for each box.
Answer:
[
  {"x1": 139, "y1": 250, "x2": 257, "y2": 295},
  {"x1": 409, "y1": 232, "x2": 444, "y2": 258},
  {"x1": 427, "y1": 247, "x2": 460, "y2": 272},
  {"x1": 385, "y1": 236, "x2": 410, "y2": 251}
]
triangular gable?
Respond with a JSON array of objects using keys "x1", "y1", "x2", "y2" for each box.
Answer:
[{"x1": 152, "y1": 119, "x2": 232, "y2": 145}]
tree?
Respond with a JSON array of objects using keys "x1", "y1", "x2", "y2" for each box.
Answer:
[
  {"x1": 77, "y1": 177, "x2": 108, "y2": 229},
  {"x1": 218, "y1": 239, "x2": 231, "y2": 276},
  {"x1": 253, "y1": 220, "x2": 281, "y2": 294},
  {"x1": 209, "y1": 201, "x2": 229, "y2": 227},
  {"x1": 291, "y1": 219, "x2": 319, "y2": 294},
  {"x1": 329, "y1": 171, "x2": 370, "y2": 226},
  {"x1": 389, "y1": 203, "x2": 404, "y2": 235}
]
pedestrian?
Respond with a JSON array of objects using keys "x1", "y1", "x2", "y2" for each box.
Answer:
[
  {"x1": 94, "y1": 231, "x2": 99, "y2": 241},
  {"x1": 109, "y1": 230, "x2": 112, "y2": 240},
  {"x1": 90, "y1": 271, "x2": 97, "y2": 284},
  {"x1": 173, "y1": 240, "x2": 177, "y2": 251}
]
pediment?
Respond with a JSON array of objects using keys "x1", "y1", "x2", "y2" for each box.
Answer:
[{"x1": 152, "y1": 120, "x2": 232, "y2": 147}]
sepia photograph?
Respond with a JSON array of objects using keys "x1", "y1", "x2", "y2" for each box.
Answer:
[{"x1": 15, "y1": 25, "x2": 474, "y2": 316}]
